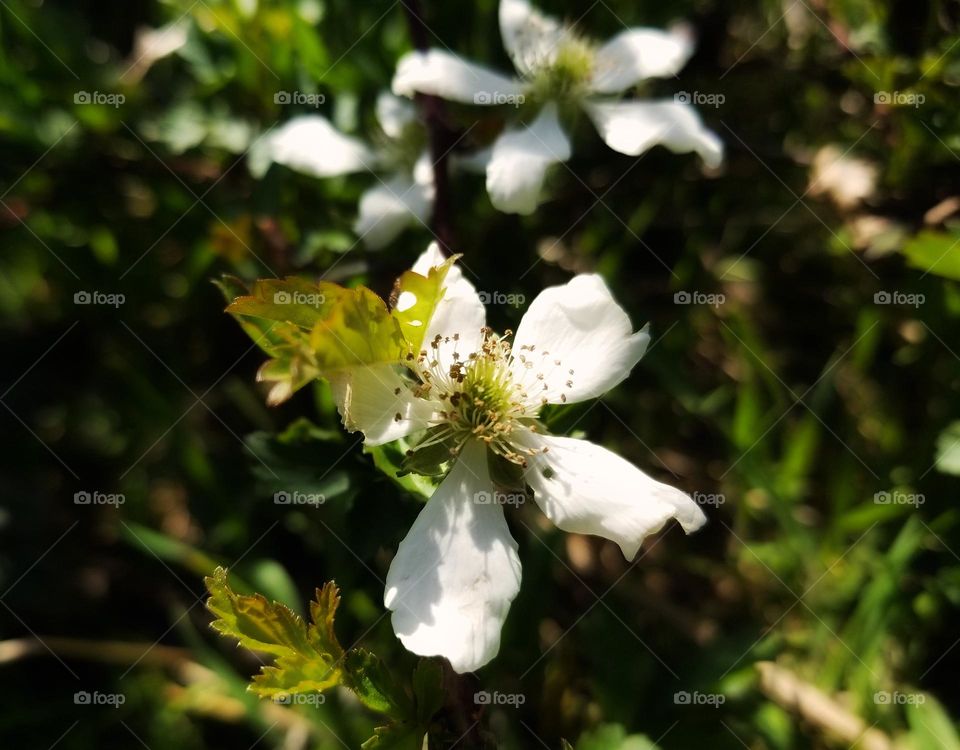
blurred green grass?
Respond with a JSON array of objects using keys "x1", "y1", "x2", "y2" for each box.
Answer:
[{"x1": 1, "y1": 0, "x2": 959, "y2": 748}]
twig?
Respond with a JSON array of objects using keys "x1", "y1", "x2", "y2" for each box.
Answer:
[
  {"x1": 401, "y1": 0, "x2": 456, "y2": 253},
  {"x1": 756, "y1": 661, "x2": 895, "y2": 750}
]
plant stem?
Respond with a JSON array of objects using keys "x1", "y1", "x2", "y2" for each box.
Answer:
[{"x1": 401, "y1": 0, "x2": 456, "y2": 253}]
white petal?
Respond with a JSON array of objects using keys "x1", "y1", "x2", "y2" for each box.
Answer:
[
  {"x1": 353, "y1": 173, "x2": 433, "y2": 249},
  {"x1": 499, "y1": 0, "x2": 564, "y2": 76},
  {"x1": 392, "y1": 49, "x2": 524, "y2": 105},
  {"x1": 590, "y1": 27, "x2": 695, "y2": 93},
  {"x1": 376, "y1": 91, "x2": 417, "y2": 140},
  {"x1": 584, "y1": 99, "x2": 723, "y2": 168},
  {"x1": 486, "y1": 103, "x2": 571, "y2": 215},
  {"x1": 385, "y1": 441, "x2": 521, "y2": 673},
  {"x1": 518, "y1": 433, "x2": 707, "y2": 559},
  {"x1": 411, "y1": 150, "x2": 435, "y2": 187},
  {"x1": 510, "y1": 274, "x2": 649, "y2": 406},
  {"x1": 257, "y1": 115, "x2": 377, "y2": 178},
  {"x1": 329, "y1": 363, "x2": 438, "y2": 445},
  {"x1": 411, "y1": 243, "x2": 487, "y2": 367}
]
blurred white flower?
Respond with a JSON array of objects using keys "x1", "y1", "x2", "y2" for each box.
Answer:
[
  {"x1": 334, "y1": 243, "x2": 706, "y2": 672},
  {"x1": 808, "y1": 144, "x2": 877, "y2": 210},
  {"x1": 124, "y1": 20, "x2": 190, "y2": 82},
  {"x1": 249, "y1": 93, "x2": 434, "y2": 249},
  {"x1": 392, "y1": 0, "x2": 723, "y2": 214}
]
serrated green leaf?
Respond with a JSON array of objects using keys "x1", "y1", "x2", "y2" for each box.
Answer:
[
  {"x1": 214, "y1": 275, "x2": 286, "y2": 356},
  {"x1": 390, "y1": 256, "x2": 456, "y2": 353},
  {"x1": 205, "y1": 567, "x2": 343, "y2": 696},
  {"x1": 226, "y1": 278, "x2": 409, "y2": 404},
  {"x1": 228, "y1": 277, "x2": 342, "y2": 329}
]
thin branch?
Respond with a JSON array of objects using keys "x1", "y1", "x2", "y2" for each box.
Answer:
[{"x1": 401, "y1": 0, "x2": 456, "y2": 253}]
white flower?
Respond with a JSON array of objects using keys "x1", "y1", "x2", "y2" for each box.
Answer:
[
  {"x1": 334, "y1": 244, "x2": 707, "y2": 672},
  {"x1": 249, "y1": 92, "x2": 435, "y2": 249},
  {"x1": 391, "y1": 0, "x2": 723, "y2": 215}
]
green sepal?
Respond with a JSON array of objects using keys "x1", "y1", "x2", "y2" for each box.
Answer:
[
  {"x1": 365, "y1": 440, "x2": 439, "y2": 500},
  {"x1": 344, "y1": 648, "x2": 413, "y2": 718},
  {"x1": 488, "y1": 449, "x2": 526, "y2": 492},
  {"x1": 412, "y1": 659, "x2": 444, "y2": 727},
  {"x1": 401, "y1": 431, "x2": 456, "y2": 477}
]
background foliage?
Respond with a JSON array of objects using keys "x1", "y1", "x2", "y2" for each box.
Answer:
[{"x1": 2, "y1": 0, "x2": 960, "y2": 747}]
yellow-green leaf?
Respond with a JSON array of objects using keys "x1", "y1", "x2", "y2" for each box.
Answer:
[
  {"x1": 224, "y1": 278, "x2": 409, "y2": 404},
  {"x1": 390, "y1": 256, "x2": 457, "y2": 353},
  {"x1": 204, "y1": 567, "x2": 343, "y2": 697}
]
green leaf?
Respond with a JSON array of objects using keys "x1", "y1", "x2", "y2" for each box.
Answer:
[
  {"x1": 577, "y1": 724, "x2": 661, "y2": 750},
  {"x1": 206, "y1": 568, "x2": 418, "y2": 728},
  {"x1": 390, "y1": 255, "x2": 456, "y2": 353},
  {"x1": 401, "y1": 431, "x2": 455, "y2": 477},
  {"x1": 361, "y1": 723, "x2": 424, "y2": 750},
  {"x1": 227, "y1": 277, "x2": 342, "y2": 329},
  {"x1": 935, "y1": 421, "x2": 960, "y2": 475},
  {"x1": 412, "y1": 659, "x2": 444, "y2": 726},
  {"x1": 205, "y1": 567, "x2": 343, "y2": 696},
  {"x1": 365, "y1": 441, "x2": 439, "y2": 500},
  {"x1": 225, "y1": 278, "x2": 409, "y2": 404},
  {"x1": 344, "y1": 649, "x2": 412, "y2": 718},
  {"x1": 907, "y1": 694, "x2": 960, "y2": 750},
  {"x1": 902, "y1": 230, "x2": 960, "y2": 280}
]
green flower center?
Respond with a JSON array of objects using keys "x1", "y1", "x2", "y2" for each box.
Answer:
[
  {"x1": 529, "y1": 36, "x2": 596, "y2": 103},
  {"x1": 409, "y1": 330, "x2": 539, "y2": 469}
]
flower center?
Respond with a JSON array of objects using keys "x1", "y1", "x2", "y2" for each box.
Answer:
[
  {"x1": 529, "y1": 35, "x2": 596, "y2": 103},
  {"x1": 410, "y1": 329, "x2": 538, "y2": 468}
]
